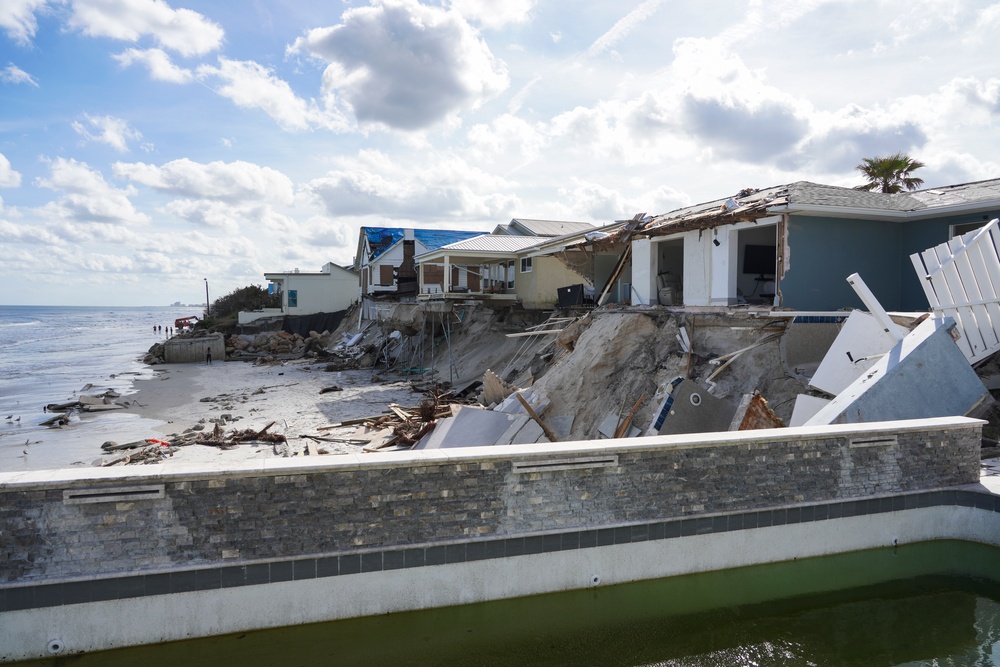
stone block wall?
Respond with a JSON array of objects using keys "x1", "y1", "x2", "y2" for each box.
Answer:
[{"x1": 0, "y1": 419, "x2": 981, "y2": 584}]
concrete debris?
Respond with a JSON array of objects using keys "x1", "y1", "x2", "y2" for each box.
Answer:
[
  {"x1": 808, "y1": 310, "x2": 909, "y2": 397},
  {"x1": 647, "y1": 378, "x2": 738, "y2": 436},
  {"x1": 805, "y1": 316, "x2": 993, "y2": 426}
]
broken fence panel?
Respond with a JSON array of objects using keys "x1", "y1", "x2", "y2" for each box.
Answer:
[{"x1": 910, "y1": 218, "x2": 1000, "y2": 363}]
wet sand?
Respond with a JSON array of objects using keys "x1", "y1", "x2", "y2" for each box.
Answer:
[{"x1": 5, "y1": 359, "x2": 421, "y2": 470}]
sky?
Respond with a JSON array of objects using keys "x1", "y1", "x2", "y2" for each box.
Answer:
[{"x1": 2, "y1": 0, "x2": 1000, "y2": 306}]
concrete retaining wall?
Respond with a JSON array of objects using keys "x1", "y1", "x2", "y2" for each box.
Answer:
[
  {"x1": 0, "y1": 416, "x2": 989, "y2": 661},
  {"x1": 163, "y1": 333, "x2": 225, "y2": 364}
]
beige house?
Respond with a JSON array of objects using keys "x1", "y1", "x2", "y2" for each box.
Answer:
[{"x1": 415, "y1": 235, "x2": 591, "y2": 309}]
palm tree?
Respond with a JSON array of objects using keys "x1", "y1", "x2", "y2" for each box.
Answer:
[{"x1": 854, "y1": 152, "x2": 926, "y2": 193}]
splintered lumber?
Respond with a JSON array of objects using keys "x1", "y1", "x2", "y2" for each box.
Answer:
[
  {"x1": 389, "y1": 405, "x2": 413, "y2": 421},
  {"x1": 614, "y1": 393, "x2": 647, "y2": 438},
  {"x1": 504, "y1": 330, "x2": 565, "y2": 338},
  {"x1": 306, "y1": 441, "x2": 319, "y2": 456},
  {"x1": 515, "y1": 393, "x2": 560, "y2": 443}
]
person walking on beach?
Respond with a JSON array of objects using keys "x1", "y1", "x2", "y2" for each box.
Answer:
[{"x1": 206, "y1": 347, "x2": 212, "y2": 365}]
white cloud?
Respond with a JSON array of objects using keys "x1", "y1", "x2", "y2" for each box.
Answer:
[
  {"x1": 113, "y1": 47, "x2": 193, "y2": 83},
  {"x1": 66, "y1": 0, "x2": 224, "y2": 57},
  {"x1": 114, "y1": 158, "x2": 294, "y2": 203},
  {"x1": 0, "y1": 219, "x2": 64, "y2": 244},
  {"x1": 164, "y1": 199, "x2": 296, "y2": 234},
  {"x1": 0, "y1": 153, "x2": 22, "y2": 187},
  {"x1": 888, "y1": 0, "x2": 963, "y2": 46},
  {"x1": 289, "y1": 0, "x2": 509, "y2": 130},
  {"x1": 1, "y1": 63, "x2": 38, "y2": 86},
  {"x1": 196, "y1": 57, "x2": 342, "y2": 131},
  {"x1": 449, "y1": 0, "x2": 536, "y2": 29},
  {"x1": 0, "y1": 0, "x2": 45, "y2": 45},
  {"x1": 587, "y1": 0, "x2": 663, "y2": 57},
  {"x1": 302, "y1": 148, "x2": 519, "y2": 220},
  {"x1": 71, "y1": 114, "x2": 143, "y2": 152},
  {"x1": 35, "y1": 157, "x2": 148, "y2": 224},
  {"x1": 466, "y1": 114, "x2": 545, "y2": 164}
]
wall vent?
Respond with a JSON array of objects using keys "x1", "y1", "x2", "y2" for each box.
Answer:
[
  {"x1": 512, "y1": 456, "x2": 618, "y2": 474},
  {"x1": 848, "y1": 435, "x2": 898, "y2": 448},
  {"x1": 63, "y1": 484, "x2": 165, "y2": 505}
]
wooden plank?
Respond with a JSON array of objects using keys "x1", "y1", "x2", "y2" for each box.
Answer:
[{"x1": 515, "y1": 393, "x2": 560, "y2": 443}]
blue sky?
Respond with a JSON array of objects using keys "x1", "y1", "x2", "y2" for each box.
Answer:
[{"x1": 2, "y1": 0, "x2": 999, "y2": 306}]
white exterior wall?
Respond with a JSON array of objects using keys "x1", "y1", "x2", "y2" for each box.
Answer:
[
  {"x1": 631, "y1": 237, "x2": 655, "y2": 305},
  {"x1": 682, "y1": 230, "x2": 712, "y2": 306},
  {"x1": 711, "y1": 228, "x2": 738, "y2": 306},
  {"x1": 273, "y1": 271, "x2": 357, "y2": 316}
]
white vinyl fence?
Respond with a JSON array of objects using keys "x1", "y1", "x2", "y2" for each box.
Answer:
[{"x1": 910, "y1": 218, "x2": 1000, "y2": 364}]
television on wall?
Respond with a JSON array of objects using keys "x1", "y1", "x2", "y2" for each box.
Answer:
[{"x1": 742, "y1": 244, "x2": 776, "y2": 276}]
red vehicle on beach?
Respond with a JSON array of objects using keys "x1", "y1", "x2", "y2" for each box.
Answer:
[{"x1": 174, "y1": 316, "x2": 199, "y2": 331}]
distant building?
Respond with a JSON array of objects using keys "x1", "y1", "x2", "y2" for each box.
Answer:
[{"x1": 239, "y1": 262, "x2": 357, "y2": 325}]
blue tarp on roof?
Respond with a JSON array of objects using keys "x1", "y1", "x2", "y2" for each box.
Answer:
[{"x1": 365, "y1": 227, "x2": 482, "y2": 260}]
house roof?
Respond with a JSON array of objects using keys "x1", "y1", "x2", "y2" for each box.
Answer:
[
  {"x1": 638, "y1": 178, "x2": 1000, "y2": 238},
  {"x1": 438, "y1": 235, "x2": 543, "y2": 253},
  {"x1": 495, "y1": 218, "x2": 596, "y2": 237},
  {"x1": 361, "y1": 227, "x2": 484, "y2": 261}
]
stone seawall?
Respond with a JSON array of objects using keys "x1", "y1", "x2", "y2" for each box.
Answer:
[{"x1": 1, "y1": 417, "x2": 981, "y2": 585}]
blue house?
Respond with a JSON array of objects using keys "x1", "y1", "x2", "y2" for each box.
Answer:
[
  {"x1": 354, "y1": 227, "x2": 483, "y2": 297},
  {"x1": 628, "y1": 179, "x2": 1000, "y2": 312}
]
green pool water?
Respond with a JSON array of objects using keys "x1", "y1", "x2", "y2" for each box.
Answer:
[{"x1": 11, "y1": 540, "x2": 1000, "y2": 666}]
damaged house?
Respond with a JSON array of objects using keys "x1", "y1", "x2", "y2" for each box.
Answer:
[{"x1": 619, "y1": 179, "x2": 1000, "y2": 311}]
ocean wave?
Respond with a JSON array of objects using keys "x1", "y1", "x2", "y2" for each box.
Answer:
[{"x1": 0, "y1": 319, "x2": 42, "y2": 328}]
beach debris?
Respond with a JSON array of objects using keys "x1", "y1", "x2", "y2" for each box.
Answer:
[
  {"x1": 319, "y1": 385, "x2": 343, "y2": 393},
  {"x1": 729, "y1": 392, "x2": 785, "y2": 431}
]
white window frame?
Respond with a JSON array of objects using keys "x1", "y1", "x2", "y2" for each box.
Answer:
[{"x1": 520, "y1": 257, "x2": 532, "y2": 273}]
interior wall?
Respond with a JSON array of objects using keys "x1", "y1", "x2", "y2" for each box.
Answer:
[{"x1": 736, "y1": 225, "x2": 778, "y2": 304}]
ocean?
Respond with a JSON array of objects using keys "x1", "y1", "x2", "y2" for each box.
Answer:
[{"x1": 0, "y1": 305, "x2": 201, "y2": 471}]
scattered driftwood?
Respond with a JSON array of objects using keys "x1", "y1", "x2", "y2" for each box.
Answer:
[
  {"x1": 319, "y1": 385, "x2": 343, "y2": 394},
  {"x1": 307, "y1": 387, "x2": 475, "y2": 451}
]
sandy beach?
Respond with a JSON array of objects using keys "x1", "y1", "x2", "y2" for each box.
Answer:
[{"x1": 20, "y1": 359, "x2": 422, "y2": 469}]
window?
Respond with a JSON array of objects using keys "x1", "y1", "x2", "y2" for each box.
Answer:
[
  {"x1": 520, "y1": 257, "x2": 532, "y2": 273},
  {"x1": 287, "y1": 290, "x2": 298, "y2": 308},
  {"x1": 379, "y1": 264, "x2": 395, "y2": 286},
  {"x1": 951, "y1": 221, "x2": 988, "y2": 239}
]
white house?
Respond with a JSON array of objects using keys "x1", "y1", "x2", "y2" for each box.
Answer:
[{"x1": 239, "y1": 262, "x2": 358, "y2": 324}]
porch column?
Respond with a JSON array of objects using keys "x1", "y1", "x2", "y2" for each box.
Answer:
[
  {"x1": 632, "y1": 237, "x2": 655, "y2": 305},
  {"x1": 710, "y1": 228, "x2": 738, "y2": 306},
  {"x1": 418, "y1": 261, "x2": 425, "y2": 294},
  {"x1": 444, "y1": 256, "x2": 451, "y2": 292}
]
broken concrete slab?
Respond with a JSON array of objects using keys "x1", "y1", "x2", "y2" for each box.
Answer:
[
  {"x1": 808, "y1": 310, "x2": 909, "y2": 397},
  {"x1": 649, "y1": 378, "x2": 737, "y2": 436},
  {"x1": 789, "y1": 394, "x2": 832, "y2": 427},
  {"x1": 805, "y1": 316, "x2": 993, "y2": 426},
  {"x1": 414, "y1": 406, "x2": 519, "y2": 449}
]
